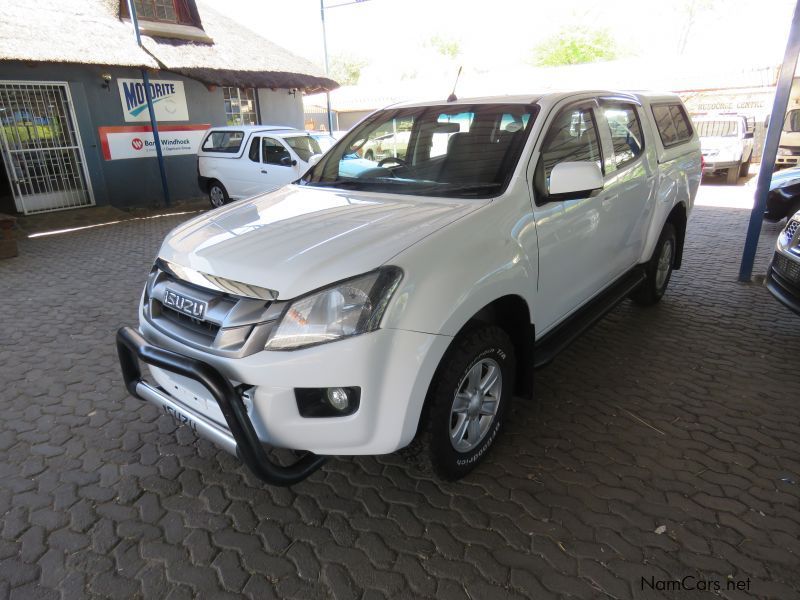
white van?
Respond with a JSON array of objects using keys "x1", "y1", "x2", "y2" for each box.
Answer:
[{"x1": 197, "y1": 126, "x2": 336, "y2": 207}]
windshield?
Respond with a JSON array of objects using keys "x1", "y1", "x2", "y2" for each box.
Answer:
[
  {"x1": 299, "y1": 103, "x2": 539, "y2": 198},
  {"x1": 311, "y1": 134, "x2": 337, "y2": 153},
  {"x1": 696, "y1": 120, "x2": 738, "y2": 138},
  {"x1": 283, "y1": 135, "x2": 325, "y2": 162},
  {"x1": 784, "y1": 110, "x2": 800, "y2": 133}
]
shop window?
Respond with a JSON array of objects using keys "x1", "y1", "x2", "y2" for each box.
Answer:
[{"x1": 224, "y1": 88, "x2": 259, "y2": 126}]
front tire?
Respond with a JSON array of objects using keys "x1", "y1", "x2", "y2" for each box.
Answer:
[
  {"x1": 739, "y1": 155, "x2": 751, "y2": 177},
  {"x1": 631, "y1": 222, "x2": 677, "y2": 306},
  {"x1": 423, "y1": 326, "x2": 515, "y2": 480},
  {"x1": 726, "y1": 165, "x2": 740, "y2": 185},
  {"x1": 208, "y1": 180, "x2": 229, "y2": 208}
]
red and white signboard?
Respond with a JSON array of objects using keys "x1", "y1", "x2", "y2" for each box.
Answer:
[{"x1": 98, "y1": 124, "x2": 210, "y2": 160}]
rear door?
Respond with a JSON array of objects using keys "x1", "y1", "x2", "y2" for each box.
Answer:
[
  {"x1": 529, "y1": 98, "x2": 623, "y2": 332},
  {"x1": 595, "y1": 99, "x2": 655, "y2": 275},
  {"x1": 228, "y1": 135, "x2": 267, "y2": 198}
]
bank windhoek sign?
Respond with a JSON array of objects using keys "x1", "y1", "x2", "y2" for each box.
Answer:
[
  {"x1": 117, "y1": 78, "x2": 189, "y2": 122},
  {"x1": 98, "y1": 124, "x2": 210, "y2": 160}
]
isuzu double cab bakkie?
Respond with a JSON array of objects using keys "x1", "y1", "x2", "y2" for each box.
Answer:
[{"x1": 117, "y1": 91, "x2": 701, "y2": 485}]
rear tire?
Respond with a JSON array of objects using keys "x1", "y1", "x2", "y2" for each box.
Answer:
[
  {"x1": 726, "y1": 165, "x2": 740, "y2": 185},
  {"x1": 208, "y1": 180, "x2": 229, "y2": 208},
  {"x1": 631, "y1": 223, "x2": 677, "y2": 306},
  {"x1": 421, "y1": 325, "x2": 515, "y2": 480}
]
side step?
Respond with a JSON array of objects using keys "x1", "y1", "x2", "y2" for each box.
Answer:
[{"x1": 533, "y1": 266, "x2": 646, "y2": 369}]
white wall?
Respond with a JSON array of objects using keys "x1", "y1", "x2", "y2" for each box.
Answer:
[{"x1": 257, "y1": 89, "x2": 304, "y2": 129}]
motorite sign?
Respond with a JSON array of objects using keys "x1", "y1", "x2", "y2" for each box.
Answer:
[
  {"x1": 98, "y1": 124, "x2": 210, "y2": 160},
  {"x1": 117, "y1": 78, "x2": 189, "y2": 122}
]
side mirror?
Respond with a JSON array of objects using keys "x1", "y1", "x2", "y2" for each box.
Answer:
[
  {"x1": 307, "y1": 153, "x2": 323, "y2": 167},
  {"x1": 548, "y1": 161, "x2": 603, "y2": 197},
  {"x1": 744, "y1": 131, "x2": 754, "y2": 139},
  {"x1": 280, "y1": 156, "x2": 298, "y2": 167}
]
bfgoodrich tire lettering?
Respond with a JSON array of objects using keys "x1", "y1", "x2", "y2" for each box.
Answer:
[{"x1": 423, "y1": 325, "x2": 515, "y2": 480}]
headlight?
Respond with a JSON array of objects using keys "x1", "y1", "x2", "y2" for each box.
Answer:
[
  {"x1": 778, "y1": 147, "x2": 791, "y2": 156},
  {"x1": 265, "y1": 267, "x2": 403, "y2": 350}
]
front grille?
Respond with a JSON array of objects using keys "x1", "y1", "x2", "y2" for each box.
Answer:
[
  {"x1": 160, "y1": 304, "x2": 221, "y2": 338},
  {"x1": 143, "y1": 266, "x2": 285, "y2": 358},
  {"x1": 774, "y1": 252, "x2": 800, "y2": 285}
]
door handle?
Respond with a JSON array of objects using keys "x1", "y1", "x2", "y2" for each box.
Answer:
[{"x1": 260, "y1": 170, "x2": 268, "y2": 174}]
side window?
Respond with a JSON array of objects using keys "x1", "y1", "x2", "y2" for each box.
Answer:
[
  {"x1": 537, "y1": 105, "x2": 601, "y2": 196},
  {"x1": 248, "y1": 137, "x2": 260, "y2": 162},
  {"x1": 652, "y1": 103, "x2": 693, "y2": 148},
  {"x1": 601, "y1": 103, "x2": 643, "y2": 169},
  {"x1": 262, "y1": 137, "x2": 291, "y2": 165},
  {"x1": 652, "y1": 105, "x2": 677, "y2": 146},
  {"x1": 670, "y1": 105, "x2": 692, "y2": 142},
  {"x1": 201, "y1": 131, "x2": 243, "y2": 153}
]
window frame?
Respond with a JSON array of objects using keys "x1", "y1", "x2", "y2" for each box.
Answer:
[
  {"x1": 261, "y1": 136, "x2": 292, "y2": 166},
  {"x1": 200, "y1": 130, "x2": 245, "y2": 154},
  {"x1": 651, "y1": 102, "x2": 694, "y2": 149},
  {"x1": 598, "y1": 100, "x2": 645, "y2": 172},
  {"x1": 223, "y1": 87, "x2": 259, "y2": 127},
  {"x1": 121, "y1": 0, "x2": 198, "y2": 26},
  {"x1": 533, "y1": 99, "x2": 605, "y2": 205}
]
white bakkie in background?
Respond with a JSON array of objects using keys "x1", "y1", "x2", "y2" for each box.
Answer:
[
  {"x1": 197, "y1": 125, "x2": 336, "y2": 208},
  {"x1": 117, "y1": 90, "x2": 701, "y2": 486}
]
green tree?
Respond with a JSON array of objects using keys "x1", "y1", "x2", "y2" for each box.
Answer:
[
  {"x1": 426, "y1": 34, "x2": 461, "y2": 60},
  {"x1": 530, "y1": 28, "x2": 618, "y2": 67},
  {"x1": 329, "y1": 54, "x2": 368, "y2": 86}
]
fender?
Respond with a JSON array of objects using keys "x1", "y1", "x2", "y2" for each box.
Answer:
[{"x1": 382, "y1": 187, "x2": 537, "y2": 336}]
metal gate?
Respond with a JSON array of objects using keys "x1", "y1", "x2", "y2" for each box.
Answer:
[{"x1": 0, "y1": 81, "x2": 94, "y2": 214}]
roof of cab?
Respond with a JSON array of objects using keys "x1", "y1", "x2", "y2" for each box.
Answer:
[
  {"x1": 386, "y1": 90, "x2": 682, "y2": 111},
  {"x1": 206, "y1": 125, "x2": 299, "y2": 134}
]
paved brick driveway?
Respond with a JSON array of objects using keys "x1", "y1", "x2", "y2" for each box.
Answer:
[{"x1": 1, "y1": 197, "x2": 798, "y2": 599}]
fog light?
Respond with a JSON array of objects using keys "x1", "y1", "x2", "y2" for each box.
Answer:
[{"x1": 327, "y1": 387, "x2": 349, "y2": 411}]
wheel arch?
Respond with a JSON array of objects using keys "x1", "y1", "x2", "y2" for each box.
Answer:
[
  {"x1": 467, "y1": 294, "x2": 534, "y2": 398},
  {"x1": 665, "y1": 202, "x2": 687, "y2": 269}
]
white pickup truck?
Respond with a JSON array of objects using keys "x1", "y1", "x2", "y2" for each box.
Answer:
[
  {"x1": 197, "y1": 126, "x2": 336, "y2": 208},
  {"x1": 694, "y1": 114, "x2": 754, "y2": 185},
  {"x1": 117, "y1": 90, "x2": 701, "y2": 485}
]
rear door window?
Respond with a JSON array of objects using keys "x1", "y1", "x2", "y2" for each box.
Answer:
[
  {"x1": 248, "y1": 137, "x2": 260, "y2": 162},
  {"x1": 600, "y1": 103, "x2": 644, "y2": 169},
  {"x1": 202, "y1": 131, "x2": 244, "y2": 153},
  {"x1": 651, "y1": 103, "x2": 693, "y2": 147}
]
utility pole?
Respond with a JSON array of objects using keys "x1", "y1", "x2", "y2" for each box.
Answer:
[
  {"x1": 126, "y1": 0, "x2": 171, "y2": 207},
  {"x1": 320, "y1": 0, "x2": 333, "y2": 133},
  {"x1": 319, "y1": 0, "x2": 371, "y2": 133},
  {"x1": 738, "y1": 0, "x2": 800, "y2": 281}
]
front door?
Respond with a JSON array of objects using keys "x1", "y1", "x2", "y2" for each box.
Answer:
[
  {"x1": 260, "y1": 137, "x2": 300, "y2": 191},
  {"x1": 0, "y1": 81, "x2": 94, "y2": 214},
  {"x1": 529, "y1": 99, "x2": 619, "y2": 334}
]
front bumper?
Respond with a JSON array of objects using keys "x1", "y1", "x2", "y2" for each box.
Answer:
[
  {"x1": 117, "y1": 327, "x2": 327, "y2": 485},
  {"x1": 766, "y1": 252, "x2": 800, "y2": 315},
  {"x1": 701, "y1": 159, "x2": 738, "y2": 173}
]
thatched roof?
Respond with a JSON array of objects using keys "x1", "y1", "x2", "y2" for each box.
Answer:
[
  {"x1": 0, "y1": 0, "x2": 338, "y2": 92},
  {"x1": 0, "y1": 0, "x2": 158, "y2": 68},
  {"x1": 145, "y1": 2, "x2": 337, "y2": 93}
]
